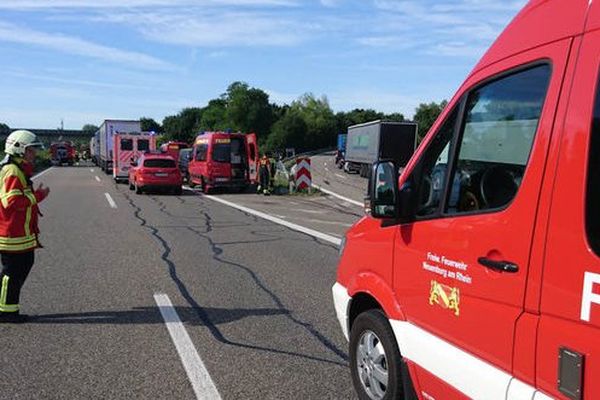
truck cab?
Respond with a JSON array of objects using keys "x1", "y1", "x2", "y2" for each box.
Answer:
[
  {"x1": 334, "y1": 1, "x2": 600, "y2": 399},
  {"x1": 188, "y1": 132, "x2": 258, "y2": 194}
]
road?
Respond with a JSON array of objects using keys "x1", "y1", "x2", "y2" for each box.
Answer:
[
  {"x1": 1, "y1": 167, "x2": 356, "y2": 399},
  {"x1": 309, "y1": 153, "x2": 367, "y2": 205}
]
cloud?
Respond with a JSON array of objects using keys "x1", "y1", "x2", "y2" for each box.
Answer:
[
  {"x1": 91, "y1": 10, "x2": 312, "y2": 47},
  {"x1": 0, "y1": 21, "x2": 173, "y2": 70},
  {"x1": 0, "y1": 0, "x2": 298, "y2": 9},
  {"x1": 320, "y1": 0, "x2": 340, "y2": 7}
]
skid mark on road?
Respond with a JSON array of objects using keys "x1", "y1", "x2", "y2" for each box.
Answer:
[{"x1": 120, "y1": 190, "x2": 348, "y2": 367}]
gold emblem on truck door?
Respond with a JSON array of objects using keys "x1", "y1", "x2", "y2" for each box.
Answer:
[{"x1": 429, "y1": 280, "x2": 460, "y2": 316}]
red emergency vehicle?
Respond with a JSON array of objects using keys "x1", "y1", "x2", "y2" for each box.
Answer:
[
  {"x1": 334, "y1": 1, "x2": 600, "y2": 399},
  {"x1": 160, "y1": 141, "x2": 188, "y2": 161},
  {"x1": 128, "y1": 152, "x2": 182, "y2": 195},
  {"x1": 50, "y1": 141, "x2": 76, "y2": 166},
  {"x1": 113, "y1": 132, "x2": 157, "y2": 182},
  {"x1": 188, "y1": 131, "x2": 258, "y2": 193}
]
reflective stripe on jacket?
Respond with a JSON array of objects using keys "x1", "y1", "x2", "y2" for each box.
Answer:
[{"x1": 0, "y1": 163, "x2": 40, "y2": 252}]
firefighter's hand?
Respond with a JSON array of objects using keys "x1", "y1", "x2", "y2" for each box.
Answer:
[{"x1": 35, "y1": 183, "x2": 50, "y2": 202}]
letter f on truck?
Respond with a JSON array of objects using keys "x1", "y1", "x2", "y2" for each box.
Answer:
[{"x1": 581, "y1": 272, "x2": 600, "y2": 322}]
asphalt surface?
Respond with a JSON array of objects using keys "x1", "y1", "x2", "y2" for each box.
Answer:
[
  {"x1": 0, "y1": 166, "x2": 357, "y2": 399},
  {"x1": 310, "y1": 153, "x2": 367, "y2": 205}
]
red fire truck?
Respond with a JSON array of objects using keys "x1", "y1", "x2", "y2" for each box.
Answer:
[
  {"x1": 159, "y1": 141, "x2": 188, "y2": 161},
  {"x1": 50, "y1": 141, "x2": 76, "y2": 166},
  {"x1": 188, "y1": 132, "x2": 258, "y2": 194},
  {"x1": 112, "y1": 132, "x2": 157, "y2": 182},
  {"x1": 334, "y1": 1, "x2": 600, "y2": 399}
]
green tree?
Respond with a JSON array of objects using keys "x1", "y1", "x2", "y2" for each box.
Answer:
[
  {"x1": 265, "y1": 109, "x2": 307, "y2": 153},
  {"x1": 413, "y1": 100, "x2": 448, "y2": 142},
  {"x1": 290, "y1": 93, "x2": 337, "y2": 150},
  {"x1": 162, "y1": 108, "x2": 203, "y2": 143},
  {"x1": 140, "y1": 117, "x2": 162, "y2": 133},
  {"x1": 197, "y1": 99, "x2": 227, "y2": 132},
  {"x1": 81, "y1": 124, "x2": 98, "y2": 135},
  {"x1": 224, "y1": 81, "x2": 274, "y2": 140}
]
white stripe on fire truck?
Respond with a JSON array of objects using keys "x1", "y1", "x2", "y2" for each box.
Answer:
[{"x1": 389, "y1": 320, "x2": 553, "y2": 400}]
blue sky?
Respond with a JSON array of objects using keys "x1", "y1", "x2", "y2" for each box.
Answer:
[{"x1": 0, "y1": 0, "x2": 527, "y2": 130}]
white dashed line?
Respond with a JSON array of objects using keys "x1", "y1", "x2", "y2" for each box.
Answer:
[
  {"x1": 95, "y1": 176, "x2": 101, "y2": 182},
  {"x1": 154, "y1": 293, "x2": 222, "y2": 400},
  {"x1": 90, "y1": 169, "x2": 95, "y2": 173},
  {"x1": 104, "y1": 192, "x2": 117, "y2": 208}
]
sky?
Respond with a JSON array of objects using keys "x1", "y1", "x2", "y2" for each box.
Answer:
[{"x1": 0, "y1": 0, "x2": 527, "y2": 130}]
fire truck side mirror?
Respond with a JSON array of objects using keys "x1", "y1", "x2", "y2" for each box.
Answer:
[{"x1": 368, "y1": 161, "x2": 399, "y2": 219}]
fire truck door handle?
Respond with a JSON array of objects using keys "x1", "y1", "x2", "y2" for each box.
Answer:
[{"x1": 477, "y1": 257, "x2": 519, "y2": 273}]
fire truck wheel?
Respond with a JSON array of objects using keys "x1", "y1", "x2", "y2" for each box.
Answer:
[
  {"x1": 350, "y1": 309, "x2": 405, "y2": 400},
  {"x1": 201, "y1": 178, "x2": 211, "y2": 194},
  {"x1": 129, "y1": 181, "x2": 134, "y2": 190}
]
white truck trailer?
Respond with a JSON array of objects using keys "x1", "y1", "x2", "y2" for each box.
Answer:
[{"x1": 97, "y1": 119, "x2": 141, "y2": 174}]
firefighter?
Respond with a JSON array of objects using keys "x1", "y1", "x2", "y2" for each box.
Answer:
[
  {"x1": 257, "y1": 152, "x2": 271, "y2": 195},
  {"x1": 0, "y1": 130, "x2": 49, "y2": 323}
]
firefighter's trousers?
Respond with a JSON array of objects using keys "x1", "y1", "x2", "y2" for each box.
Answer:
[
  {"x1": 259, "y1": 166, "x2": 270, "y2": 192},
  {"x1": 0, "y1": 251, "x2": 34, "y2": 314}
]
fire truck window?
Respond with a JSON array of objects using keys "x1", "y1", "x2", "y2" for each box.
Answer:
[
  {"x1": 195, "y1": 144, "x2": 208, "y2": 161},
  {"x1": 144, "y1": 159, "x2": 176, "y2": 168},
  {"x1": 121, "y1": 139, "x2": 133, "y2": 151},
  {"x1": 446, "y1": 64, "x2": 550, "y2": 214},
  {"x1": 213, "y1": 144, "x2": 231, "y2": 163},
  {"x1": 586, "y1": 71, "x2": 600, "y2": 255},
  {"x1": 137, "y1": 140, "x2": 150, "y2": 152},
  {"x1": 413, "y1": 106, "x2": 459, "y2": 218}
]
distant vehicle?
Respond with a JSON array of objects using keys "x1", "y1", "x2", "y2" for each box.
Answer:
[
  {"x1": 113, "y1": 132, "x2": 157, "y2": 182},
  {"x1": 90, "y1": 132, "x2": 100, "y2": 165},
  {"x1": 178, "y1": 148, "x2": 193, "y2": 182},
  {"x1": 344, "y1": 120, "x2": 417, "y2": 178},
  {"x1": 160, "y1": 141, "x2": 188, "y2": 161},
  {"x1": 97, "y1": 119, "x2": 141, "y2": 174},
  {"x1": 335, "y1": 133, "x2": 347, "y2": 168},
  {"x1": 188, "y1": 131, "x2": 258, "y2": 194},
  {"x1": 50, "y1": 141, "x2": 76, "y2": 166},
  {"x1": 128, "y1": 153, "x2": 182, "y2": 195}
]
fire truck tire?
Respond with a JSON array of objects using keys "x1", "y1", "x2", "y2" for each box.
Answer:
[
  {"x1": 201, "y1": 178, "x2": 211, "y2": 194},
  {"x1": 129, "y1": 181, "x2": 134, "y2": 190},
  {"x1": 349, "y1": 309, "x2": 408, "y2": 400}
]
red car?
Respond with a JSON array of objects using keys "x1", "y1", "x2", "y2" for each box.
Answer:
[{"x1": 128, "y1": 153, "x2": 182, "y2": 195}]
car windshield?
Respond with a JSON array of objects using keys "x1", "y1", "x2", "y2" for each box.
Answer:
[
  {"x1": 144, "y1": 159, "x2": 175, "y2": 168},
  {"x1": 212, "y1": 143, "x2": 231, "y2": 163}
]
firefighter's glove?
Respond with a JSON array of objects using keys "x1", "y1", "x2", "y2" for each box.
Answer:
[{"x1": 35, "y1": 183, "x2": 50, "y2": 203}]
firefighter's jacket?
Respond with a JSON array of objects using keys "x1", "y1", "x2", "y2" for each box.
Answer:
[{"x1": 0, "y1": 161, "x2": 42, "y2": 252}]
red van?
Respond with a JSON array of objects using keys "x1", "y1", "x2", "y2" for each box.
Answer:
[
  {"x1": 128, "y1": 153, "x2": 182, "y2": 195},
  {"x1": 188, "y1": 131, "x2": 258, "y2": 193},
  {"x1": 333, "y1": 1, "x2": 600, "y2": 399},
  {"x1": 160, "y1": 141, "x2": 188, "y2": 161}
]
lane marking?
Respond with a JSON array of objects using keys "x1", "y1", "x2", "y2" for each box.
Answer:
[
  {"x1": 188, "y1": 189, "x2": 341, "y2": 246},
  {"x1": 296, "y1": 208, "x2": 326, "y2": 215},
  {"x1": 312, "y1": 184, "x2": 363, "y2": 207},
  {"x1": 95, "y1": 176, "x2": 101, "y2": 182},
  {"x1": 154, "y1": 293, "x2": 222, "y2": 400},
  {"x1": 334, "y1": 173, "x2": 347, "y2": 180},
  {"x1": 104, "y1": 192, "x2": 117, "y2": 208},
  {"x1": 90, "y1": 169, "x2": 95, "y2": 173},
  {"x1": 32, "y1": 167, "x2": 54, "y2": 180}
]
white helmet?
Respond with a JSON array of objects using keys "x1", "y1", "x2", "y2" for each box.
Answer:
[{"x1": 4, "y1": 130, "x2": 44, "y2": 157}]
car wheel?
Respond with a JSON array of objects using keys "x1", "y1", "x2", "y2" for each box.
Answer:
[
  {"x1": 201, "y1": 177, "x2": 211, "y2": 194},
  {"x1": 350, "y1": 309, "x2": 405, "y2": 400},
  {"x1": 135, "y1": 181, "x2": 142, "y2": 194},
  {"x1": 129, "y1": 180, "x2": 134, "y2": 190},
  {"x1": 174, "y1": 187, "x2": 183, "y2": 196}
]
